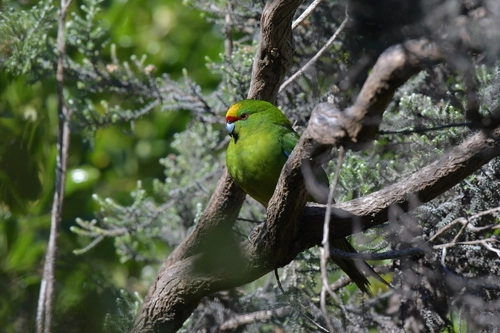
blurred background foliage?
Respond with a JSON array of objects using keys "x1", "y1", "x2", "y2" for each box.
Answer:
[{"x1": 0, "y1": 0, "x2": 223, "y2": 331}]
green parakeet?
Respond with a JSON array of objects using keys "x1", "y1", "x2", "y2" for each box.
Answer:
[{"x1": 225, "y1": 99, "x2": 374, "y2": 293}]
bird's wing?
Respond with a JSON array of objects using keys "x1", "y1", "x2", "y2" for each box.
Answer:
[{"x1": 279, "y1": 128, "x2": 299, "y2": 158}]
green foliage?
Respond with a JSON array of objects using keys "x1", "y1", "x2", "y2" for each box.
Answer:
[
  {"x1": 2, "y1": 0, "x2": 500, "y2": 332},
  {"x1": 477, "y1": 63, "x2": 500, "y2": 114},
  {"x1": 72, "y1": 121, "x2": 224, "y2": 263},
  {"x1": 103, "y1": 290, "x2": 142, "y2": 333},
  {"x1": 206, "y1": 42, "x2": 255, "y2": 104},
  {"x1": 0, "y1": 215, "x2": 46, "y2": 332},
  {"x1": 0, "y1": 0, "x2": 55, "y2": 76},
  {"x1": 0, "y1": 0, "x2": 225, "y2": 331}
]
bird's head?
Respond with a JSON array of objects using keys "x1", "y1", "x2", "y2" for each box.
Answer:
[
  {"x1": 225, "y1": 101, "x2": 249, "y2": 138},
  {"x1": 225, "y1": 100, "x2": 286, "y2": 139}
]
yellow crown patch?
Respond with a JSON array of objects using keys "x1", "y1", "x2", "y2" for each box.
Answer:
[{"x1": 226, "y1": 102, "x2": 242, "y2": 118}]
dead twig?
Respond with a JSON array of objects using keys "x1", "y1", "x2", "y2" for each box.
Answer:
[
  {"x1": 280, "y1": 12, "x2": 348, "y2": 93},
  {"x1": 36, "y1": 1, "x2": 73, "y2": 333},
  {"x1": 291, "y1": 0, "x2": 324, "y2": 30}
]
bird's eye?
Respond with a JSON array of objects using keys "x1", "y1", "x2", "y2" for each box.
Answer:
[{"x1": 240, "y1": 113, "x2": 249, "y2": 120}]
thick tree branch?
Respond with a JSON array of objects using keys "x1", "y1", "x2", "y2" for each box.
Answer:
[
  {"x1": 248, "y1": 0, "x2": 302, "y2": 102},
  {"x1": 132, "y1": 8, "x2": 500, "y2": 333},
  {"x1": 258, "y1": 38, "x2": 443, "y2": 266},
  {"x1": 296, "y1": 128, "x2": 500, "y2": 252},
  {"x1": 305, "y1": 39, "x2": 443, "y2": 150},
  {"x1": 132, "y1": 1, "x2": 302, "y2": 331},
  {"x1": 132, "y1": 124, "x2": 500, "y2": 333}
]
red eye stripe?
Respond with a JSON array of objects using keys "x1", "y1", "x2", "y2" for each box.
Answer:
[
  {"x1": 226, "y1": 115, "x2": 239, "y2": 123},
  {"x1": 227, "y1": 114, "x2": 251, "y2": 122}
]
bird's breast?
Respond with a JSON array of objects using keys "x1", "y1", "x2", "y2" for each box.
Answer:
[{"x1": 226, "y1": 131, "x2": 288, "y2": 206}]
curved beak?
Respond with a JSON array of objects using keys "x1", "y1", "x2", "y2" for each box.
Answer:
[{"x1": 226, "y1": 121, "x2": 235, "y2": 137}]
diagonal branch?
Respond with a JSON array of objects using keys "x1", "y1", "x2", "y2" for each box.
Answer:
[
  {"x1": 248, "y1": 0, "x2": 303, "y2": 103},
  {"x1": 292, "y1": 0, "x2": 323, "y2": 30},
  {"x1": 261, "y1": 38, "x2": 444, "y2": 267},
  {"x1": 306, "y1": 39, "x2": 444, "y2": 149},
  {"x1": 296, "y1": 127, "x2": 500, "y2": 253},
  {"x1": 132, "y1": 1, "x2": 302, "y2": 331},
  {"x1": 132, "y1": 122, "x2": 500, "y2": 333},
  {"x1": 131, "y1": 11, "x2": 500, "y2": 333}
]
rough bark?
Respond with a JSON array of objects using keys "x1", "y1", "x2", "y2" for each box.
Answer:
[
  {"x1": 297, "y1": 128, "x2": 500, "y2": 250},
  {"x1": 247, "y1": 0, "x2": 303, "y2": 103},
  {"x1": 132, "y1": 1, "x2": 302, "y2": 331},
  {"x1": 132, "y1": 125, "x2": 500, "y2": 333},
  {"x1": 132, "y1": 1, "x2": 500, "y2": 332}
]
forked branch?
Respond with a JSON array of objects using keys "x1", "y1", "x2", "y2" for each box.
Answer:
[{"x1": 132, "y1": 3, "x2": 500, "y2": 333}]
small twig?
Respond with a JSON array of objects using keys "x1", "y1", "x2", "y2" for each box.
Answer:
[
  {"x1": 291, "y1": 0, "x2": 323, "y2": 30},
  {"x1": 279, "y1": 13, "x2": 348, "y2": 93},
  {"x1": 430, "y1": 206, "x2": 500, "y2": 242},
  {"x1": 379, "y1": 122, "x2": 471, "y2": 135},
  {"x1": 441, "y1": 247, "x2": 447, "y2": 267},
  {"x1": 72, "y1": 235, "x2": 105, "y2": 255},
  {"x1": 319, "y1": 146, "x2": 345, "y2": 332},
  {"x1": 482, "y1": 241, "x2": 500, "y2": 257},
  {"x1": 320, "y1": 287, "x2": 335, "y2": 333},
  {"x1": 430, "y1": 217, "x2": 467, "y2": 242},
  {"x1": 328, "y1": 275, "x2": 352, "y2": 293},
  {"x1": 216, "y1": 306, "x2": 291, "y2": 331},
  {"x1": 470, "y1": 206, "x2": 500, "y2": 221},
  {"x1": 320, "y1": 147, "x2": 345, "y2": 292},
  {"x1": 36, "y1": 1, "x2": 73, "y2": 333},
  {"x1": 329, "y1": 246, "x2": 427, "y2": 261},
  {"x1": 184, "y1": 75, "x2": 215, "y2": 116},
  {"x1": 435, "y1": 208, "x2": 500, "y2": 266},
  {"x1": 450, "y1": 219, "x2": 469, "y2": 244},
  {"x1": 433, "y1": 238, "x2": 499, "y2": 250}
]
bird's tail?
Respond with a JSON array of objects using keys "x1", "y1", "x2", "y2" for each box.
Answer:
[{"x1": 330, "y1": 238, "x2": 387, "y2": 295}]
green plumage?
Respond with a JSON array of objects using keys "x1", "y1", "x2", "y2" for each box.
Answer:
[
  {"x1": 225, "y1": 100, "x2": 298, "y2": 206},
  {"x1": 225, "y1": 100, "x2": 377, "y2": 293}
]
